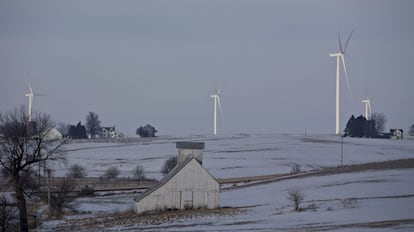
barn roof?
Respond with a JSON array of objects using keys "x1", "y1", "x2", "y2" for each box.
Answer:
[
  {"x1": 134, "y1": 157, "x2": 217, "y2": 202},
  {"x1": 176, "y1": 141, "x2": 205, "y2": 149}
]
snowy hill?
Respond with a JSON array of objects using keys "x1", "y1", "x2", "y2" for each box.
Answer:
[{"x1": 38, "y1": 134, "x2": 414, "y2": 231}]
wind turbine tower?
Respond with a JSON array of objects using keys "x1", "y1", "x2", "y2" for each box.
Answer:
[
  {"x1": 329, "y1": 31, "x2": 354, "y2": 135},
  {"x1": 210, "y1": 90, "x2": 223, "y2": 135},
  {"x1": 25, "y1": 84, "x2": 34, "y2": 122},
  {"x1": 25, "y1": 84, "x2": 45, "y2": 122},
  {"x1": 362, "y1": 98, "x2": 371, "y2": 120}
]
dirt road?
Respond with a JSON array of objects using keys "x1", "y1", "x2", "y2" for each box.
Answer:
[{"x1": 220, "y1": 158, "x2": 414, "y2": 190}]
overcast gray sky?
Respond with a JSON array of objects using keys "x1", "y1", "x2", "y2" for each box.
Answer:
[{"x1": 1, "y1": 0, "x2": 413, "y2": 136}]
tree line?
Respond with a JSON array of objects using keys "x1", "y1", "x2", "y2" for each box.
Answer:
[
  {"x1": 344, "y1": 113, "x2": 386, "y2": 138},
  {"x1": 344, "y1": 112, "x2": 413, "y2": 138},
  {"x1": 58, "y1": 112, "x2": 157, "y2": 139},
  {"x1": 57, "y1": 112, "x2": 101, "y2": 139}
]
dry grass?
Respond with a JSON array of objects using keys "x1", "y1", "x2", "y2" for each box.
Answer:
[{"x1": 39, "y1": 206, "x2": 249, "y2": 231}]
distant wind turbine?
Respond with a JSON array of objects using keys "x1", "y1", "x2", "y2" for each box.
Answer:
[
  {"x1": 361, "y1": 98, "x2": 372, "y2": 120},
  {"x1": 329, "y1": 30, "x2": 354, "y2": 135},
  {"x1": 210, "y1": 89, "x2": 223, "y2": 135},
  {"x1": 25, "y1": 84, "x2": 45, "y2": 122}
]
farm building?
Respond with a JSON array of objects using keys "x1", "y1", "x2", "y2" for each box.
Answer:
[
  {"x1": 134, "y1": 142, "x2": 219, "y2": 214},
  {"x1": 43, "y1": 127, "x2": 63, "y2": 140},
  {"x1": 99, "y1": 126, "x2": 122, "y2": 138},
  {"x1": 390, "y1": 129, "x2": 403, "y2": 140},
  {"x1": 136, "y1": 124, "x2": 157, "y2": 138}
]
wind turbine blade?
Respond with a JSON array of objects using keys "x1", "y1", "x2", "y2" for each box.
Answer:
[
  {"x1": 343, "y1": 30, "x2": 354, "y2": 54},
  {"x1": 29, "y1": 84, "x2": 33, "y2": 94},
  {"x1": 217, "y1": 96, "x2": 224, "y2": 120},
  {"x1": 341, "y1": 55, "x2": 353, "y2": 99},
  {"x1": 338, "y1": 32, "x2": 344, "y2": 54},
  {"x1": 367, "y1": 99, "x2": 372, "y2": 115}
]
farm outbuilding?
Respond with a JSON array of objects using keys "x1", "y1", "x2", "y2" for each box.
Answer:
[
  {"x1": 134, "y1": 142, "x2": 219, "y2": 214},
  {"x1": 390, "y1": 129, "x2": 403, "y2": 140}
]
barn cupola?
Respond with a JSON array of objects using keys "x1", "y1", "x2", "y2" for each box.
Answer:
[{"x1": 176, "y1": 141, "x2": 205, "y2": 165}]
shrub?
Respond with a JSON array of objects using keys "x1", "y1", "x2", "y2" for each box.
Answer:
[
  {"x1": 290, "y1": 164, "x2": 301, "y2": 174},
  {"x1": 287, "y1": 187, "x2": 305, "y2": 212},
  {"x1": 161, "y1": 157, "x2": 177, "y2": 176},
  {"x1": 47, "y1": 178, "x2": 78, "y2": 218},
  {"x1": 103, "y1": 167, "x2": 120, "y2": 179},
  {"x1": 79, "y1": 185, "x2": 95, "y2": 196},
  {"x1": 133, "y1": 164, "x2": 145, "y2": 180},
  {"x1": 67, "y1": 164, "x2": 87, "y2": 178},
  {"x1": 341, "y1": 198, "x2": 359, "y2": 209}
]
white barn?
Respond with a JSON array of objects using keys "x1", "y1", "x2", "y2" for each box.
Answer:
[
  {"x1": 134, "y1": 142, "x2": 219, "y2": 214},
  {"x1": 42, "y1": 128, "x2": 62, "y2": 141}
]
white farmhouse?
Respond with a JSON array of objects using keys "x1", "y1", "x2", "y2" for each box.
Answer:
[
  {"x1": 390, "y1": 129, "x2": 404, "y2": 140},
  {"x1": 99, "y1": 126, "x2": 123, "y2": 138},
  {"x1": 134, "y1": 142, "x2": 219, "y2": 214}
]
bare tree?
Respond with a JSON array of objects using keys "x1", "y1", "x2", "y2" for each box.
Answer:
[
  {"x1": 287, "y1": 187, "x2": 305, "y2": 212},
  {"x1": 0, "y1": 106, "x2": 66, "y2": 232},
  {"x1": 0, "y1": 196, "x2": 17, "y2": 232},
  {"x1": 409, "y1": 124, "x2": 414, "y2": 136},
  {"x1": 57, "y1": 122, "x2": 70, "y2": 138},
  {"x1": 85, "y1": 112, "x2": 101, "y2": 139},
  {"x1": 133, "y1": 164, "x2": 145, "y2": 180},
  {"x1": 371, "y1": 113, "x2": 387, "y2": 134},
  {"x1": 103, "y1": 167, "x2": 120, "y2": 179}
]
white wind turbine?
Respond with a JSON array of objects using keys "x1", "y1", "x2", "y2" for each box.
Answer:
[
  {"x1": 210, "y1": 89, "x2": 223, "y2": 135},
  {"x1": 361, "y1": 98, "x2": 372, "y2": 120},
  {"x1": 25, "y1": 84, "x2": 45, "y2": 122},
  {"x1": 329, "y1": 31, "x2": 354, "y2": 135}
]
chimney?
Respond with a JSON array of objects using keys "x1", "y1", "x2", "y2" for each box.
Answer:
[{"x1": 176, "y1": 142, "x2": 205, "y2": 165}]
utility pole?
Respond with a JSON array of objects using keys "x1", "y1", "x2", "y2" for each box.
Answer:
[
  {"x1": 340, "y1": 134, "x2": 344, "y2": 167},
  {"x1": 38, "y1": 162, "x2": 41, "y2": 195},
  {"x1": 47, "y1": 169, "x2": 51, "y2": 215}
]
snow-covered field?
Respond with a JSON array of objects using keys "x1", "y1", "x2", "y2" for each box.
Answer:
[
  {"x1": 39, "y1": 134, "x2": 414, "y2": 231},
  {"x1": 56, "y1": 134, "x2": 414, "y2": 180}
]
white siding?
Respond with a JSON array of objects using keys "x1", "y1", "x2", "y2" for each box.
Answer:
[
  {"x1": 43, "y1": 128, "x2": 62, "y2": 140},
  {"x1": 134, "y1": 159, "x2": 219, "y2": 214},
  {"x1": 177, "y1": 148, "x2": 203, "y2": 165}
]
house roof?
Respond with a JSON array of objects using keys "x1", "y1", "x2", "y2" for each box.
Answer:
[
  {"x1": 143, "y1": 124, "x2": 155, "y2": 129},
  {"x1": 134, "y1": 157, "x2": 218, "y2": 202}
]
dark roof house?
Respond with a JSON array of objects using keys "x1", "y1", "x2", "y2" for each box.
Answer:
[{"x1": 136, "y1": 124, "x2": 157, "y2": 138}]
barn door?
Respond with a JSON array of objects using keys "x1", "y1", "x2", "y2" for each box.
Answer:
[{"x1": 181, "y1": 191, "x2": 193, "y2": 209}]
